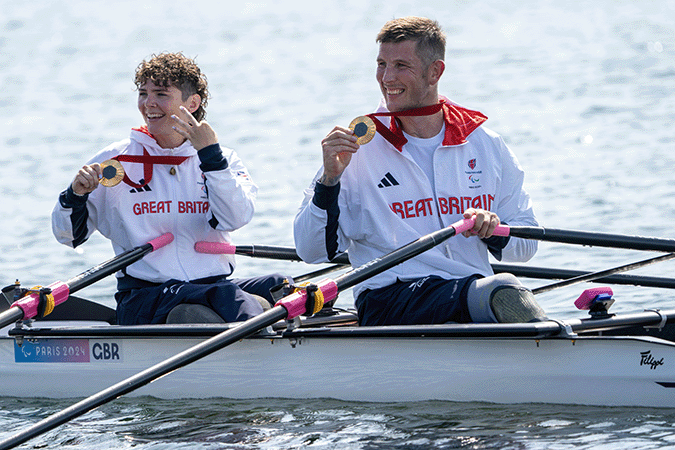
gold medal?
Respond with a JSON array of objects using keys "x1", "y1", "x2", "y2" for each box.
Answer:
[
  {"x1": 99, "y1": 159, "x2": 125, "y2": 187},
  {"x1": 349, "y1": 116, "x2": 376, "y2": 145}
]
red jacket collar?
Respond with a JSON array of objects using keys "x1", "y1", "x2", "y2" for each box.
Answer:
[{"x1": 367, "y1": 98, "x2": 488, "y2": 151}]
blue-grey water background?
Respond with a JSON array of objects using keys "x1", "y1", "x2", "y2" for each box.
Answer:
[{"x1": 1, "y1": 0, "x2": 674, "y2": 448}]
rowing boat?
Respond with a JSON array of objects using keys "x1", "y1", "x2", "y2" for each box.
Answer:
[
  {"x1": 2, "y1": 292, "x2": 675, "y2": 407},
  {"x1": 4, "y1": 220, "x2": 675, "y2": 445}
]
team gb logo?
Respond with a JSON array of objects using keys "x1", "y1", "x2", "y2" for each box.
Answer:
[{"x1": 468, "y1": 159, "x2": 476, "y2": 170}]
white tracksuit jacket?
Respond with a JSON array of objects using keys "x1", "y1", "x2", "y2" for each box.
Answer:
[
  {"x1": 52, "y1": 127, "x2": 257, "y2": 284},
  {"x1": 294, "y1": 99, "x2": 538, "y2": 299}
]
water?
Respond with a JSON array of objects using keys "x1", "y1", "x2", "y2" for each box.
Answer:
[
  {"x1": 4, "y1": 397, "x2": 675, "y2": 450},
  {"x1": 0, "y1": 0, "x2": 674, "y2": 448}
]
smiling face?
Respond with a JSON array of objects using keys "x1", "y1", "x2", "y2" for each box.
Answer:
[
  {"x1": 137, "y1": 80, "x2": 200, "y2": 148},
  {"x1": 376, "y1": 39, "x2": 442, "y2": 112}
]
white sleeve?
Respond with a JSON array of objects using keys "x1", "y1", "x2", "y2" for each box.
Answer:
[
  {"x1": 494, "y1": 138, "x2": 539, "y2": 262},
  {"x1": 201, "y1": 146, "x2": 257, "y2": 232},
  {"x1": 293, "y1": 171, "x2": 347, "y2": 264}
]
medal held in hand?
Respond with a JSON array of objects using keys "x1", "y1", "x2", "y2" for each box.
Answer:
[
  {"x1": 349, "y1": 116, "x2": 376, "y2": 145},
  {"x1": 99, "y1": 159, "x2": 125, "y2": 187}
]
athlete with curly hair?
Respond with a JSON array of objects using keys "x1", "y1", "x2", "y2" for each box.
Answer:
[{"x1": 53, "y1": 52, "x2": 287, "y2": 325}]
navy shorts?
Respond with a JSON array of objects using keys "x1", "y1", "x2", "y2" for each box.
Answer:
[
  {"x1": 115, "y1": 273, "x2": 288, "y2": 325},
  {"x1": 355, "y1": 275, "x2": 480, "y2": 326}
]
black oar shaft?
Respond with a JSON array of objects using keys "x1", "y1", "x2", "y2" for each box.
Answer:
[
  {"x1": 532, "y1": 253, "x2": 675, "y2": 295},
  {"x1": 235, "y1": 245, "x2": 351, "y2": 265},
  {"x1": 507, "y1": 226, "x2": 675, "y2": 252},
  {"x1": 213, "y1": 243, "x2": 675, "y2": 290},
  {"x1": 66, "y1": 243, "x2": 154, "y2": 292},
  {"x1": 0, "y1": 305, "x2": 289, "y2": 450},
  {"x1": 0, "y1": 234, "x2": 172, "y2": 330},
  {"x1": 231, "y1": 243, "x2": 675, "y2": 290},
  {"x1": 492, "y1": 264, "x2": 675, "y2": 289},
  {"x1": 332, "y1": 225, "x2": 459, "y2": 291},
  {"x1": 293, "y1": 264, "x2": 344, "y2": 283}
]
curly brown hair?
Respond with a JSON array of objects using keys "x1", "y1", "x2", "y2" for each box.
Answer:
[{"x1": 134, "y1": 52, "x2": 209, "y2": 121}]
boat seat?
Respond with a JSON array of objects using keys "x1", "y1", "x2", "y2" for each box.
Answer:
[{"x1": 166, "y1": 295, "x2": 271, "y2": 324}]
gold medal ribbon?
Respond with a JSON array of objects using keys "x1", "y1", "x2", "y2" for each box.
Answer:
[
  {"x1": 351, "y1": 99, "x2": 488, "y2": 151},
  {"x1": 113, "y1": 148, "x2": 189, "y2": 188}
]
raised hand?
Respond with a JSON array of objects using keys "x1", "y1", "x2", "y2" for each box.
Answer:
[
  {"x1": 319, "y1": 126, "x2": 360, "y2": 186},
  {"x1": 72, "y1": 163, "x2": 102, "y2": 196},
  {"x1": 171, "y1": 105, "x2": 218, "y2": 151}
]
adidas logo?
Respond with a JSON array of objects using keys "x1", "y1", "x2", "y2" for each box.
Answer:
[
  {"x1": 129, "y1": 179, "x2": 152, "y2": 193},
  {"x1": 378, "y1": 172, "x2": 399, "y2": 188}
]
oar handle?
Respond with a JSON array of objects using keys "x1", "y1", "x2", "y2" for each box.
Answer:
[
  {"x1": 148, "y1": 233, "x2": 174, "y2": 251},
  {"x1": 194, "y1": 241, "x2": 236, "y2": 254},
  {"x1": 194, "y1": 242, "x2": 304, "y2": 261},
  {"x1": 492, "y1": 224, "x2": 511, "y2": 236}
]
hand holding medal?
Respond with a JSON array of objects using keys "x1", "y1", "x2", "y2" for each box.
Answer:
[
  {"x1": 99, "y1": 160, "x2": 125, "y2": 187},
  {"x1": 320, "y1": 115, "x2": 376, "y2": 186},
  {"x1": 70, "y1": 160, "x2": 124, "y2": 197},
  {"x1": 348, "y1": 116, "x2": 376, "y2": 145}
]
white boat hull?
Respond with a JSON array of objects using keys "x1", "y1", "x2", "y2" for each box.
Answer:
[{"x1": 2, "y1": 324, "x2": 675, "y2": 407}]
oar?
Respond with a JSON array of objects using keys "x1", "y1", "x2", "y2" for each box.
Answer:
[
  {"x1": 195, "y1": 241, "x2": 675, "y2": 289},
  {"x1": 193, "y1": 241, "x2": 346, "y2": 283},
  {"x1": 194, "y1": 241, "x2": 351, "y2": 265},
  {"x1": 0, "y1": 233, "x2": 174, "y2": 330},
  {"x1": 0, "y1": 217, "x2": 476, "y2": 450},
  {"x1": 292, "y1": 264, "x2": 345, "y2": 283},
  {"x1": 199, "y1": 235, "x2": 675, "y2": 291},
  {"x1": 493, "y1": 225, "x2": 675, "y2": 253},
  {"x1": 199, "y1": 242, "x2": 675, "y2": 289},
  {"x1": 531, "y1": 252, "x2": 675, "y2": 295},
  {"x1": 491, "y1": 264, "x2": 675, "y2": 289}
]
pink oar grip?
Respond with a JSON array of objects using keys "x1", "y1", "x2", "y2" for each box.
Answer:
[
  {"x1": 451, "y1": 216, "x2": 511, "y2": 236},
  {"x1": 11, "y1": 281, "x2": 70, "y2": 320},
  {"x1": 492, "y1": 224, "x2": 511, "y2": 236},
  {"x1": 451, "y1": 217, "x2": 476, "y2": 235},
  {"x1": 450, "y1": 217, "x2": 511, "y2": 237},
  {"x1": 149, "y1": 233, "x2": 174, "y2": 251},
  {"x1": 194, "y1": 241, "x2": 237, "y2": 255}
]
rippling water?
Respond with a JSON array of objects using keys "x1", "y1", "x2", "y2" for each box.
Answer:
[
  {"x1": 3, "y1": 397, "x2": 675, "y2": 449},
  {"x1": 0, "y1": 0, "x2": 674, "y2": 448}
]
